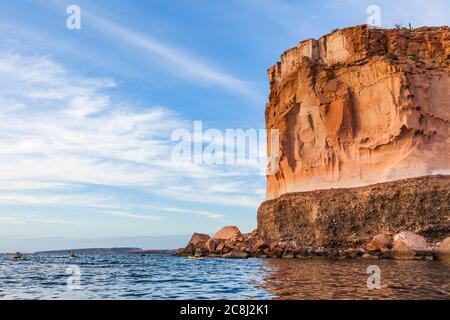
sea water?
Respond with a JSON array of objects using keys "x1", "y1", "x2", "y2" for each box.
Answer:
[{"x1": 0, "y1": 253, "x2": 449, "y2": 299}]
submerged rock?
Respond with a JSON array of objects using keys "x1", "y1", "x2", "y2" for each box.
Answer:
[
  {"x1": 343, "y1": 248, "x2": 360, "y2": 259},
  {"x1": 223, "y1": 250, "x2": 249, "y2": 259},
  {"x1": 437, "y1": 238, "x2": 450, "y2": 262},
  {"x1": 282, "y1": 248, "x2": 295, "y2": 259},
  {"x1": 360, "y1": 253, "x2": 379, "y2": 260},
  {"x1": 391, "y1": 242, "x2": 416, "y2": 260}
]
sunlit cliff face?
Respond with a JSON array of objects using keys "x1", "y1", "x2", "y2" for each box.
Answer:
[{"x1": 265, "y1": 25, "x2": 450, "y2": 199}]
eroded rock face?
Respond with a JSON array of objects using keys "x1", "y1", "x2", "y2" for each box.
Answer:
[{"x1": 266, "y1": 25, "x2": 450, "y2": 199}]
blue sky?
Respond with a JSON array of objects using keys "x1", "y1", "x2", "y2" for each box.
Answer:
[{"x1": 0, "y1": 0, "x2": 448, "y2": 251}]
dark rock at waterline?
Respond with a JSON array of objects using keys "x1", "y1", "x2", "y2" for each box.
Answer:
[
  {"x1": 223, "y1": 250, "x2": 249, "y2": 259},
  {"x1": 360, "y1": 253, "x2": 379, "y2": 260},
  {"x1": 282, "y1": 249, "x2": 295, "y2": 259},
  {"x1": 391, "y1": 242, "x2": 416, "y2": 260}
]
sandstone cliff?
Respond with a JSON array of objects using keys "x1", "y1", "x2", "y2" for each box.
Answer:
[{"x1": 266, "y1": 25, "x2": 449, "y2": 199}]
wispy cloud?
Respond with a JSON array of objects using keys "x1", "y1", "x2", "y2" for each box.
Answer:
[
  {"x1": 107, "y1": 211, "x2": 164, "y2": 221},
  {"x1": 84, "y1": 14, "x2": 260, "y2": 100},
  {"x1": 0, "y1": 192, "x2": 117, "y2": 209},
  {"x1": 141, "y1": 205, "x2": 224, "y2": 220},
  {"x1": 0, "y1": 216, "x2": 79, "y2": 225},
  {"x1": 0, "y1": 51, "x2": 265, "y2": 223}
]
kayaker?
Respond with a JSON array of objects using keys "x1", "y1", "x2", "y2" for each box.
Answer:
[{"x1": 12, "y1": 252, "x2": 24, "y2": 261}]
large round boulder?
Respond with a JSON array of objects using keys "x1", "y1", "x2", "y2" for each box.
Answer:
[
  {"x1": 436, "y1": 237, "x2": 450, "y2": 262},
  {"x1": 393, "y1": 231, "x2": 428, "y2": 251},
  {"x1": 212, "y1": 226, "x2": 243, "y2": 241}
]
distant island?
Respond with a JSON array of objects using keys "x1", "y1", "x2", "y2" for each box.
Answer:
[
  {"x1": 34, "y1": 247, "x2": 142, "y2": 254},
  {"x1": 128, "y1": 249, "x2": 176, "y2": 254},
  {"x1": 33, "y1": 247, "x2": 177, "y2": 255}
]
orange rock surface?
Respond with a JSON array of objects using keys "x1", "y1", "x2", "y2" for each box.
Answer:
[
  {"x1": 266, "y1": 25, "x2": 450, "y2": 199},
  {"x1": 212, "y1": 226, "x2": 243, "y2": 241}
]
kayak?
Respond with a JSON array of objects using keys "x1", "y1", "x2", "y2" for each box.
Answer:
[
  {"x1": 188, "y1": 256, "x2": 204, "y2": 260},
  {"x1": 12, "y1": 257, "x2": 27, "y2": 261}
]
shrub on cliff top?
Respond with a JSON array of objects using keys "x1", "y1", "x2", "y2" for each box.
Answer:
[
  {"x1": 395, "y1": 22, "x2": 415, "y2": 32},
  {"x1": 385, "y1": 53, "x2": 398, "y2": 61}
]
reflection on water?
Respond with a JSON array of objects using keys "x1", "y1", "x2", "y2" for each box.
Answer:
[
  {"x1": 0, "y1": 254, "x2": 449, "y2": 299},
  {"x1": 259, "y1": 259, "x2": 450, "y2": 300}
]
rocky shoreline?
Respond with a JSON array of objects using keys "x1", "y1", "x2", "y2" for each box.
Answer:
[{"x1": 176, "y1": 226, "x2": 450, "y2": 262}]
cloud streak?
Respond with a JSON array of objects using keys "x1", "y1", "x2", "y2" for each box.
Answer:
[
  {"x1": 107, "y1": 211, "x2": 164, "y2": 222},
  {"x1": 0, "y1": 216, "x2": 79, "y2": 225},
  {"x1": 82, "y1": 12, "x2": 261, "y2": 100}
]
